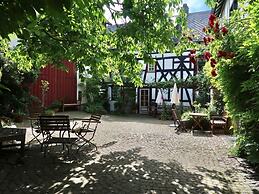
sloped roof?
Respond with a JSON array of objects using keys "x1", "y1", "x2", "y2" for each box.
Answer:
[
  {"x1": 187, "y1": 10, "x2": 211, "y2": 41},
  {"x1": 107, "y1": 9, "x2": 211, "y2": 41}
]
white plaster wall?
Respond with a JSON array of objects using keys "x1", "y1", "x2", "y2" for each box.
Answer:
[
  {"x1": 157, "y1": 59, "x2": 163, "y2": 67},
  {"x1": 145, "y1": 73, "x2": 155, "y2": 83},
  {"x1": 152, "y1": 88, "x2": 156, "y2": 100},
  {"x1": 164, "y1": 58, "x2": 173, "y2": 69},
  {"x1": 151, "y1": 53, "x2": 163, "y2": 58}
]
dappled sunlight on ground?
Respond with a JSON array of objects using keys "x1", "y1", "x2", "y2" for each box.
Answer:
[{"x1": 1, "y1": 111, "x2": 257, "y2": 193}]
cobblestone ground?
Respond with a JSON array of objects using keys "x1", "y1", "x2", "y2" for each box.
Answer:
[{"x1": 0, "y1": 111, "x2": 258, "y2": 194}]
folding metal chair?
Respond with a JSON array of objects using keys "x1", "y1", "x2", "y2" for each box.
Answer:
[
  {"x1": 72, "y1": 114, "x2": 101, "y2": 151},
  {"x1": 171, "y1": 109, "x2": 188, "y2": 133}
]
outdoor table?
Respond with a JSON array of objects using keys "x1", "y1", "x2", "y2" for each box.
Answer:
[
  {"x1": 189, "y1": 112, "x2": 207, "y2": 131},
  {"x1": 0, "y1": 128, "x2": 26, "y2": 156}
]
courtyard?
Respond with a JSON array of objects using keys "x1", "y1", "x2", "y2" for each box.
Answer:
[{"x1": 0, "y1": 112, "x2": 258, "y2": 194}]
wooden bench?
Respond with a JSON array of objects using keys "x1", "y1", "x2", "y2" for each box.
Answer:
[
  {"x1": 210, "y1": 115, "x2": 228, "y2": 134},
  {"x1": 0, "y1": 128, "x2": 26, "y2": 156},
  {"x1": 62, "y1": 100, "x2": 81, "y2": 112},
  {"x1": 39, "y1": 115, "x2": 77, "y2": 156}
]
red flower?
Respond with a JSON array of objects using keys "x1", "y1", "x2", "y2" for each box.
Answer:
[
  {"x1": 208, "y1": 14, "x2": 217, "y2": 28},
  {"x1": 209, "y1": 20, "x2": 214, "y2": 28},
  {"x1": 214, "y1": 21, "x2": 219, "y2": 33},
  {"x1": 217, "y1": 50, "x2": 227, "y2": 58},
  {"x1": 189, "y1": 53, "x2": 196, "y2": 64},
  {"x1": 203, "y1": 36, "x2": 214, "y2": 45},
  {"x1": 203, "y1": 37, "x2": 208, "y2": 45},
  {"x1": 203, "y1": 51, "x2": 212, "y2": 61},
  {"x1": 210, "y1": 58, "x2": 217, "y2": 68},
  {"x1": 209, "y1": 14, "x2": 217, "y2": 22},
  {"x1": 211, "y1": 69, "x2": 217, "y2": 77},
  {"x1": 217, "y1": 51, "x2": 235, "y2": 59},
  {"x1": 226, "y1": 52, "x2": 235, "y2": 59},
  {"x1": 221, "y1": 26, "x2": 228, "y2": 35},
  {"x1": 211, "y1": 63, "x2": 215, "y2": 68},
  {"x1": 190, "y1": 57, "x2": 196, "y2": 64}
]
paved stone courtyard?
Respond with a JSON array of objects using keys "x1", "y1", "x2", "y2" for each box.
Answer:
[{"x1": 0, "y1": 111, "x2": 258, "y2": 194}]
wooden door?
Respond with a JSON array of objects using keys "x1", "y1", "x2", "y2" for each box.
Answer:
[{"x1": 139, "y1": 89, "x2": 150, "y2": 114}]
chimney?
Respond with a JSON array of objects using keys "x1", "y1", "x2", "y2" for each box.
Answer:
[{"x1": 183, "y1": 3, "x2": 189, "y2": 15}]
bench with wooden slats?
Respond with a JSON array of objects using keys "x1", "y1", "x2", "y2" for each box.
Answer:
[
  {"x1": 62, "y1": 100, "x2": 81, "y2": 112},
  {"x1": 0, "y1": 128, "x2": 26, "y2": 156},
  {"x1": 39, "y1": 115, "x2": 77, "y2": 156}
]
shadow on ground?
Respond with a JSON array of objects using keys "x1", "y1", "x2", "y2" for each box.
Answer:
[{"x1": 0, "y1": 145, "x2": 239, "y2": 194}]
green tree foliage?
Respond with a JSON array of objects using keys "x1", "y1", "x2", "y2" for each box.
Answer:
[
  {"x1": 0, "y1": 56, "x2": 33, "y2": 117},
  {"x1": 204, "y1": 0, "x2": 217, "y2": 8},
  {"x1": 0, "y1": 0, "x2": 72, "y2": 37},
  {"x1": 200, "y1": 0, "x2": 259, "y2": 164},
  {"x1": 0, "y1": 0, "x2": 187, "y2": 86},
  {"x1": 0, "y1": 36, "x2": 40, "y2": 117}
]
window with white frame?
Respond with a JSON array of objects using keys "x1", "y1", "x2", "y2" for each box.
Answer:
[{"x1": 148, "y1": 63, "x2": 155, "y2": 72}]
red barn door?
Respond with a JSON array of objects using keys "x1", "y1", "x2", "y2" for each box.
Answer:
[{"x1": 30, "y1": 61, "x2": 77, "y2": 107}]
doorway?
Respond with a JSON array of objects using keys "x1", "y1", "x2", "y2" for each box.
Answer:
[{"x1": 139, "y1": 88, "x2": 150, "y2": 114}]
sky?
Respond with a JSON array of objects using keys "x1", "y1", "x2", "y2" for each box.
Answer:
[{"x1": 182, "y1": 0, "x2": 210, "y2": 13}]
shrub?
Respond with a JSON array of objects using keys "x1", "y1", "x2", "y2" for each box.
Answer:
[
  {"x1": 190, "y1": 1, "x2": 259, "y2": 164},
  {"x1": 48, "y1": 100, "x2": 62, "y2": 111},
  {"x1": 84, "y1": 102, "x2": 107, "y2": 115},
  {"x1": 42, "y1": 109, "x2": 55, "y2": 116},
  {"x1": 160, "y1": 103, "x2": 171, "y2": 120},
  {"x1": 80, "y1": 78, "x2": 108, "y2": 114}
]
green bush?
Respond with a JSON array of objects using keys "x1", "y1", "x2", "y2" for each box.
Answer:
[
  {"x1": 160, "y1": 103, "x2": 171, "y2": 120},
  {"x1": 84, "y1": 102, "x2": 107, "y2": 114},
  {"x1": 80, "y1": 78, "x2": 107, "y2": 114},
  {"x1": 48, "y1": 100, "x2": 62, "y2": 111},
  {"x1": 198, "y1": 0, "x2": 259, "y2": 164},
  {"x1": 0, "y1": 56, "x2": 35, "y2": 118},
  {"x1": 42, "y1": 109, "x2": 55, "y2": 116}
]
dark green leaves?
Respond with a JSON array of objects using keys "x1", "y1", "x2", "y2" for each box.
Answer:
[
  {"x1": 7, "y1": 0, "x2": 186, "y2": 86},
  {"x1": 0, "y1": 0, "x2": 72, "y2": 37}
]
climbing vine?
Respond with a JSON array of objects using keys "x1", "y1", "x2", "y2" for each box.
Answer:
[{"x1": 190, "y1": 0, "x2": 259, "y2": 164}]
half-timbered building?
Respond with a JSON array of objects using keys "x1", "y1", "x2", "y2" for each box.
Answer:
[
  {"x1": 137, "y1": 51, "x2": 197, "y2": 114},
  {"x1": 108, "y1": 5, "x2": 211, "y2": 114}
]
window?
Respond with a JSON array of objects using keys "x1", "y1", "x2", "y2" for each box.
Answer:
[{"x1": 148, "y1": 63, "x2": 155, "y2": 72}]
